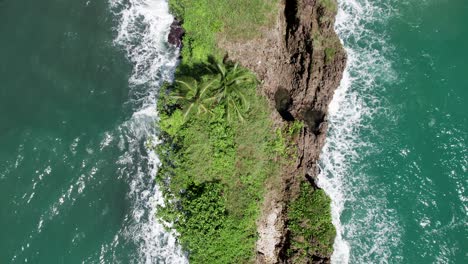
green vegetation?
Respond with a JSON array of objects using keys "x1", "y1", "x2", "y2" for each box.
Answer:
[
  {"x1": 272, "y1": 121, "x2": 303, "y2": 161},
  {"x1": 169, "y1": 0, "x2": 279, "y2": 61},
  {"x1": 318, "y1": 0, "x2": 338, "y2": 13},
  {"x1": 325, "y1": 47, "x2": 336, "y2": 63},
  {"x1": 288, "y1": 120, "x2": 304, "y2": 137},
  {"x1": 287, "y1": 183, "x2": 336, "y2": 261},
  {"x1": 155, "y1": 1, "x2": 336, "y2": 263},
  {"x1": 156, "y1": 62, "x2": 283, "y2": 262},
  {"x1": 312, "y1": 22, "x2": 340, "y2": 64},
  {"x1": 167, "y1": 59, "x2": 257, "y2": 123}
]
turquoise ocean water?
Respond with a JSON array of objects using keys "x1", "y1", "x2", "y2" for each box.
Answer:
[
  {"x1": 319, "y1": 0, "x2": 467, "y2": 263},
  {"x1": 0, "y1": 0, "x2": 186, "y2": 263},
  {"x1": 1, "y1": 0, "x2": 466, "y2": 263}
]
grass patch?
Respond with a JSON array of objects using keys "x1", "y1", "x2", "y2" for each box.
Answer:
[
  {"x1": 287, "y1": 120, "x2": 304, "y2": 137},
  {"x1": 318, "y1": 0, "x2": 338, "y2": 13},
  {"x1": 156, "y1": 62, "x2": 283, "y2": 263},
  {"x1": 169, "y1": 0, "x2": 279, "y2": 62},
  {"x1": 287, "y1": 183, "x2": 336, "y2": 261},
  {"x1": 312, "y1": 29, "x2": 340, "y2": 64},
  {"x1": 324, "y1": 47, "x2": 336, "y2": 63}
]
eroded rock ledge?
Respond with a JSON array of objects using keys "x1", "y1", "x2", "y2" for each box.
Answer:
[{"x1": 219, "y1": 0, "x2": 346, "y2": 263}]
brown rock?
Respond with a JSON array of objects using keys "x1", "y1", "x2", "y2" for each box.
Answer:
[{"x1": 168, "y1": 19, "x2": 185, "y2": 47}]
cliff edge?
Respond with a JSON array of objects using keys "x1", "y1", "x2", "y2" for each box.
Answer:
[{"x1": 219, "y1": 0, "x2": 346, "y2": 263}]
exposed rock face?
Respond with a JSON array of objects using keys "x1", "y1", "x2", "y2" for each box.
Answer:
[
  {"x1": 168, "y1": 19, "x2": 185, "y2": 47},
  {"x1": 219, "y1": 0, "x2": 346, "y2": 263}
]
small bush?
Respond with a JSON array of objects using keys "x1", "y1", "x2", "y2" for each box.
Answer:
[
  {"x1": 288, "y1": 183, "x2": 336, "y2": 260},
  {"x1": 325, "y1": 47, "x2": 336, "y2": 63},
  {"x1": 318, "y1": 0, "x2": 338, "y2": 13},
  {"x1": 288, "y1": 120, "x2": 304, "y2": 136}
]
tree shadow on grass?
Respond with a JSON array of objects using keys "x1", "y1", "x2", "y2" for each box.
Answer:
[{"x1": 175, "y1": 55, "x2": 232, "y2": 81}]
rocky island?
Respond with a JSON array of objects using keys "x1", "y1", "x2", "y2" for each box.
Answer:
[{"x1": 157, "y1": 0, "x2": 346, "y2": 263}]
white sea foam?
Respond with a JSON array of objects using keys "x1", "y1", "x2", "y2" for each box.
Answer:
[
  {"x1": 317, "y1": 0, "x2": 401, "y2": 263},
  {"x1": 4, "y1": 1, "x2": 184, "y2": 262},
  {"x1": 22, "y1": 2, "x2": 184, "y2": 262},
  {"x1": 109, "y1": 0, "x2": 187, "y2": 263}
]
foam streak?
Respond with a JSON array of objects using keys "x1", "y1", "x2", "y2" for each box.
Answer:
[
  {"x1": 317, "y1": 0, "x2": 400, "y2": 263},
  {"x1": 109, "y1": 0, "x2": 186, "y2": 263}
]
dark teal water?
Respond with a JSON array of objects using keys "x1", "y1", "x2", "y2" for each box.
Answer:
[
  {"x1": 0, "y1": 0, "x2": 186, "y2": 263},
  {"x1": 2, "y1": 0, "x2": 466, "y2": 263},
  {"x1": 319, "y1": 0, "x2": 467, "y2": 263}
]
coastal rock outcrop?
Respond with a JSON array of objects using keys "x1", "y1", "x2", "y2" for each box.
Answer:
[
  {"x1": 168, "y1": 19, "x2": 184, "y2": 47},
  {"x1": 219, "y1": 0, "x2": 346, "y2": 263}
]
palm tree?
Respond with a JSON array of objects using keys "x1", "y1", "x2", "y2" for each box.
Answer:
[
  {"x1": 170, "y1": 77, "x2": 217, "y2": 122},
  {"x1": 208, "y1": 60, "x2": 257, "y2": 122}
]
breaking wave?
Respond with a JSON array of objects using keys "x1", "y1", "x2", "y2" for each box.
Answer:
[
  {"x1": 317, "y1": 0, "x2": 401, "y2": 263},
  {"x1": 108, "y1": 0, "x2": 186, "y2": 263}
]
